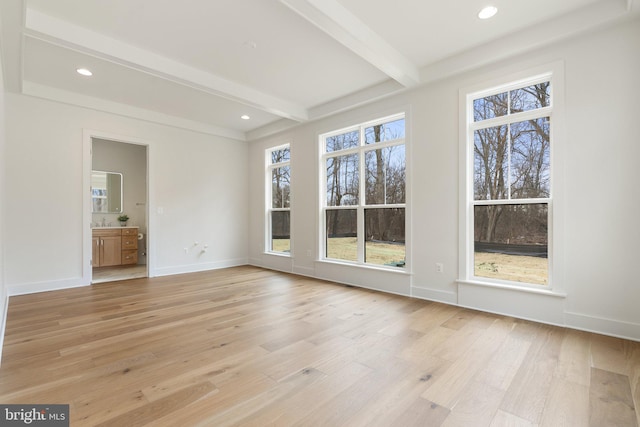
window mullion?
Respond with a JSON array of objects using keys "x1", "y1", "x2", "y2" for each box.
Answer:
[
  {"x1": 507, "y1": 122, "x2": 512, "y2": 200},
  {"x1": 473, "y1": 198, "x2": 550, "y2": 206},
  {"x1": 507, "y1": 90, "x2": 511, "y2": 201},
  {"x1": 358, "y1": 125, "x2": 366, "y2": 264},
  {"x1": 471, "y1": 106, "x2": 552, "y2": 131},
  {"x1": 357, "y1": 205, "x2": 365, "y2": 264},
  {"x1": 365, "y1": 203, "x2": 406, "y2": 209},
  {"x1": 323, "y1": 146, "x2": 360, "y2": 159},
  {"x1": 362, "y1": 138, "x2": 405, "y2": 151}
]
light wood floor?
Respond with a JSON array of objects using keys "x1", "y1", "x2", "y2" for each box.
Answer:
[
  {"x1": 0, "y1": 266, "x2": 638, "y2": 426},
  {"x1": 92, "y1": 264, "x2": 147, "y2": 284}
]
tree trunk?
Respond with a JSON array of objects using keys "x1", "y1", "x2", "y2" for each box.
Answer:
[{"x1": 374, "y1": 125, "x2": 385, "y2": 240}]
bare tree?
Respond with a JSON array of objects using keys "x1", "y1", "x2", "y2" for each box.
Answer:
[
  {"x1": 473, "y1": 83, "x2": 550, "y2": 244},
  {"x1": 326, "y1": 132, "x2": 358, "y2": 237}
]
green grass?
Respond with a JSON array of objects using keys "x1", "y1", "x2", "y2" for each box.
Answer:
[
  {"x1": 276, "y1": 238, "x2": 545, "y2": 283},
  {"x1": 474, "y1": 251, "x2": 548, "y2": 285},
  {"x1": 271, "y1": 239, "x2": 290, "y2": 253},
  {"x1": 275, "y1": 237, "x2": 405, "y2": 266},
  {"x1": 327, "y1": 237, "x2": 405, "y2": 267}
]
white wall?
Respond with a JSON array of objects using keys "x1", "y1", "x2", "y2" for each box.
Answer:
[
  {"x1": 248, "y1": 18, "x2": 640, "y2": 340},
  {"x1": 4, "y1": 93, "x2": 248, "y2": 294}
]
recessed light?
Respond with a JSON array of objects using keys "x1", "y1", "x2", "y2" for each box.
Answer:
[
  {"x1": 478, "y1": 6, "x2": 498, "y2": 19},
  {"x1": 241, "y1": 115, "x2": 250, "y2": 120},
  {"x1": 76, "y1": 68, "x2": 93, "y2": 76}
]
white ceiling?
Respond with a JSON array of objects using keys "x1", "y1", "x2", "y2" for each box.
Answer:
[{"x1": 0, "y1": 0, "x2": 637, "y2": 141}]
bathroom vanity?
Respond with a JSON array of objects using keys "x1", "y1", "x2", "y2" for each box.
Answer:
[{"x1": 92, "y1": 227, "x2": 139, "y2": 267}]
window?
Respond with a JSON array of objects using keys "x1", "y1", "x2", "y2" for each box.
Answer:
[
  {"x1": 267, "y1": 144, "x2": 290, "y2": 254},
  {"x1": 465, "y1": 77, "x2": 552, "y2": 286},
  {"x1": 321, "y1": 114, "x2": 406, "y2": 268}
]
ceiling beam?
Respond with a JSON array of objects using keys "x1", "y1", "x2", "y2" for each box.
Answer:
[
  {"x1": 24, "y1": 8, "x2": 309, "y2": 122},
  {"x1": 280, "y1": 0, "x2": 421, "y2": 88}
]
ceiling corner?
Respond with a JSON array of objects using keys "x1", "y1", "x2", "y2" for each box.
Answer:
[{"x1": 0, "y1": 0, "x2": 25, "y2": 93}]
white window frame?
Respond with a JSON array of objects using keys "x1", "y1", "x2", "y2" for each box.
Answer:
[
  {"x1": 460, "y1": 67, "x2": 565, "y2": 293},
  {"x1": 266, "y1": 143, "x2": 291, "y2": 255},
  {"x1": 320, "y1": 113, "x2": 407, "y2": 270}
]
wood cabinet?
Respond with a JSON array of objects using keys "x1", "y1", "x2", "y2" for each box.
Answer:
[
  {"x1": 92, "y1": 227, "x2": 138, "y2": 267},
  {"x1": 121, "y1": 228, "x2": 139, "y2": 265}
]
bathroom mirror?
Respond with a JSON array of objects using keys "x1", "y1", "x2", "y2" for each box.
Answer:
[{"x1": 91, "y1": 170, "x2": 123, "y2": 213}]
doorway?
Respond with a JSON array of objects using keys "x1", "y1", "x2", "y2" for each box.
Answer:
[{"x1": 90, "y1": 137, "x2": 149, "y2": 283}]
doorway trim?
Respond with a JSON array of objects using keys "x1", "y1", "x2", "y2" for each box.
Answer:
[{"x1": 83, "y1": 129, "x2": 153, "y2": 284}]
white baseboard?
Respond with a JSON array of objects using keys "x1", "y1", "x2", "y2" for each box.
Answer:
[
  {"x1": 292, "y1": 265, "x2": 315, "y2": 277},
  {"x1": 314, "y1": 267, "x2": 411, "y2": 298},
  {"x1": 248, "y1": 257, "x2": 262, "y2": 266},
  {"x1": 565, "y1": 311, "x2": 640, "y2": 342},
  {"x1": 411, "y1": 286, "x2": 458, "y2": 305},
  {"x1": 7, "y1": 277, "x2": 90, "y2": 296},
  {"x1": 153, "y1": 258, "x2": 248, "y2": 277}
]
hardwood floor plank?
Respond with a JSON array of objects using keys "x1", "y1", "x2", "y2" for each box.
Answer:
[
  {"x1": 499, "y1": 325, "x2": 564, "y2": 424},
  {"x1": 0, "y1": 265, "x2": 638, "y2": 426},
  {"x1": 632, "y1": 346, "x2": 640, "y2": 427},
  {"x1": 73, "y1": 387, "x2": 151, "y2": 426},
  {"x1": 153, "y1": 373, "x2": 277, "y2": 426},
  {"x1": 310, "y1": 334, "x2": 375, "y2": 375},
  {"x1": 295, "y1": 356, "x2": 417, "y2": 426},
  {"x1": 440, "y1": 380, "x2": 505, "y2": 426},
  {"x1": 539, "y1": 377, "x2": 589, "y2": 426},
  {"x1": 400, "y1": 325, "x2": 457, "y2": 364},
  {"x1": 407, "y1": 302, "x2": 462, "y2": 333},
  {"x1": 591, "y1": 334, "x2": 636, "y2": 376},
  {"x1": 195, "y1": 367, "x2": 326, "y2": 426},
  {"x1": 421, "y1": 320, "x2": 512, "y2": 408},
  {"x1": 345, "y1": 361, "x2": 447, "y2": 427},
  {"x1": 390, "y1": 396, "x2": 451, "y2": 427},
  {"x1": 141, "y1": 345, "x2": 269, "y2": 402},
  {"x1": 94, "y1": 381, "x2": 217, "y2": 427},
  {"x1": 231, "y1": 361, "x2": 373, "y2": 426},
  {"x1": 474, "y1": 334, "x2": 531, "y2": 391},
  {"x1": 554, "y1": 329, "x2": 592, "y2": 386},
  {"x1": 441, "y1": 308, "x2": 479, "y2": 330},
  {"x1": 430, "y1": 322, "x2": 488, "y2": 361},
  {"x1": 354, "y1": 329, "x2": 426, "y2": 372},
  {"x1": 490, "y1": 409, "x2": 537, "y2": 427},
  {"x1": 589, "y1": 367, "x2": 638, "y2": 427}
]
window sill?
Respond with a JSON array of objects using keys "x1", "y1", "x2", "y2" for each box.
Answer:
[
  {"x1": 456, "y1": 279, "x2": 566, "y2": 298},
  {"x1": 316, "y1": 259, "x2": 410, "y2": 275},
  {"x1": 263, "y1": 251, "x2": 291, "y2": 258}
]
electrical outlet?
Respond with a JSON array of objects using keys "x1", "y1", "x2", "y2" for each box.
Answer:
[
  {"x1": 436, "y1": 263, "x2": 444, "y2": 273},
  {"x1": 184, "y1": 248, "x2": 188, "y2": 254},
  {"x1": 307, "y1": 250, "x2": 312, "y2": 257}
]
